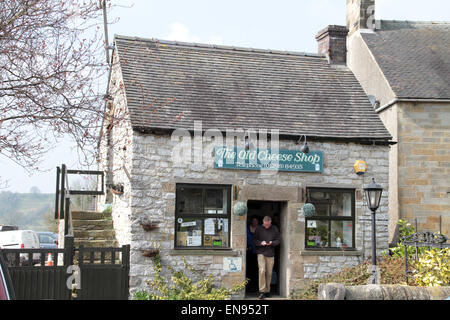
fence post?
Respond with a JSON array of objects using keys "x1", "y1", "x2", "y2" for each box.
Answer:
[
  {"x1": 55, "y1": 166, "x2": 60, "y2": 219},
  {"x1": 60, "y1": 164, "x2": 66, "y2": 220},
  {"x1": 123, "y1": 245, "x2": 130, "y2": 299},
  {"x1": 404, "y1": 245, "x2": 408, "y2": 285},
  {"x1": 64, "y1": 236, "x2": 74, "y2": 267}
]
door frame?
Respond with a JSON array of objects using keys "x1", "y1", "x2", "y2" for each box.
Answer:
[{"x1": 245, "y1": 200, "x2": 287, "y2": 297}]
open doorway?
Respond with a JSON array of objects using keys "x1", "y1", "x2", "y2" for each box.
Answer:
[{"x1": 245, "y1": 200, "x2": 283, "y2": 297}]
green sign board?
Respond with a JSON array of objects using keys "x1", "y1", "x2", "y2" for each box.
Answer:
[{"x1": 214, "y1": 147, "x2": 323, "y2": 173}]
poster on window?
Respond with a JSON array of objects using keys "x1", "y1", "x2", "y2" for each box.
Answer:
[
  {"x1": 205, "y1": 218, "x2": 216, "y2": 235},
  {"x1": 181, "y1": 221, "x2": 197, "y2": 227},
  {"x1": 187, "y1": 235, "x2": 202, "y2": 246}
]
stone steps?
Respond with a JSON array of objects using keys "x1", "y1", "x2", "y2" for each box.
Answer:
[
  {"x1": 72, "y1": 211, "x2": 112, "y2": 220},
  {"x1": 66, "y1": 210, "x2": 123, "y2": 265},
  {"x1": 71, "y1": 211, "x2": 118, "y2": 248},
  {"x1": 74, "y1": 230, "x2": 116, "y2": 240},
  {"x1": 72, "y1": 219, "x2": 113, "y2": 229}
]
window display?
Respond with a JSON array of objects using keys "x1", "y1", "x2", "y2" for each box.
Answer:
[
  {"x1": 175, "y1": 184, "x2": 231, "y2": 249},
  {"x1": 305, "y1": 188, "x2": 355, "y2": 249}
]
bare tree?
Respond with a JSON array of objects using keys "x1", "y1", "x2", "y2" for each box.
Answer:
[{"x1": 0, "y1": 0, "x2": 114, "y2": 176}]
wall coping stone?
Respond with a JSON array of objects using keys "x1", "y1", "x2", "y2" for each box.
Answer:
[{"x1": 319, "y1": 283, "x2": 450, "y2": 300}]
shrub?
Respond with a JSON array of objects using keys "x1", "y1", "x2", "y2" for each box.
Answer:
[
  {"x1": 413, "y1": 248, "x2": 450, "y2": 287},
  {"x1": 387, "y1": 219, "x2": 426, "y2": 259},
  {"x1": 102, "y1": 204, "x2": 112, "y2": 214},
  {"x1": 291, "y1": 256, "x2": 414, "y2": 300},
  {"x1": 291, "y1": 260, "x2": 371, "y2": 300},
  {"x1": 134, "y1": 254, "x2": 247, "y2": 300}
]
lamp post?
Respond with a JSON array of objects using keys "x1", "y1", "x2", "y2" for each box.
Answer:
[{"x1": 363, "y1": 178, "x2": 383, "y2": 284}]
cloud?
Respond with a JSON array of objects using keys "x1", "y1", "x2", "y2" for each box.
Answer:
[{"x1": 167, "y1": 22, "x2": 223, "y2": 45}]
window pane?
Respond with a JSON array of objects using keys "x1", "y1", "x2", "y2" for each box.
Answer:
[
  {"x1": 306, "y1": 220, "x2": 329, "y2": 248},
  {"x1": 331, "y1": 221, "x2": 353, "y2": 248},
  {"x1": 308, "y1": 192, "x2": 330, "y2": 216},
  {"x1": 330, "y1": 192, "x2": 352, "y2": 217},
  {"x1": 203, "y1": 218, "x2": 229, "y2": 248},
  {"x1": 309, "y1": 190, "x2": 353, "y2": 217},
  {"x1": 204, "y1": 188, "x2": 228, "y2": 214},
  {"x1": 177, "y1": 187, "x2": 203, "y2": 214},
  {"x1": 176, "y1": 218, "x2": 203, "y2": 247}
]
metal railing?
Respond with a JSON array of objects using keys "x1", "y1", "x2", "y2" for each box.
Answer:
[
  {"x1": 402, "y1": 231, "x2": 449, "y2": 285},
  {"x1": 55, "y1": 164, "x2": 105, "y2": 236}
]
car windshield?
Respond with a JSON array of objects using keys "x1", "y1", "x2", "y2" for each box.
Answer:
[{"x1": 39, "y1": 234, "x2": 54, "y2": 244}]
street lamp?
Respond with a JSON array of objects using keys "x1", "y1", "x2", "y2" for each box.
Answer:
[{"x1": 363, "y1": 178, "x2": 383, "y2": 284}]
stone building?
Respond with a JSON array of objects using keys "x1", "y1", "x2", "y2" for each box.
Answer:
[
  {"x1": 97, "y1": 28, "x2": 392, "y2": 298},
  {"x1": 345, "y1": 0, "x2": 450, "y2": 240}
]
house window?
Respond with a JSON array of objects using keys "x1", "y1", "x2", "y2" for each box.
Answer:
[
  {"x1": 305, "y1": 188, "x2": 355, "y2": 250},
  {"x1": 175, "y1": 184, "x2": 231, "y2": 249}
]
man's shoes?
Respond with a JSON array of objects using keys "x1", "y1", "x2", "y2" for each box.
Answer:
[
  {"x1": 265, "y1": 293, "x2": 271, "y2": 298},
  {"x1": 258, "y1": 293, "x2": 265, "y2": 300}
]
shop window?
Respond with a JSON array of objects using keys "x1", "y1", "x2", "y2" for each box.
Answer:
[
  {"x1": 175, "y1": 184, "x2": 231, "y2": 249},
  {"x1": 305, "y1": 188, "x2": 355, "y2": 250}
]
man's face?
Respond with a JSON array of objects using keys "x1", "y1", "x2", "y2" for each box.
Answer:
[{"x1": 263, "y1": 219, "x2": 271, "y2": 229}]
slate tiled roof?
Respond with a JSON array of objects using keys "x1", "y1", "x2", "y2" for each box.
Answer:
[
  {"x1": 114, "y1": 35, "x2": 392, "y2": 141},
  {"x1": 362, "y1": 20, "x2": 450, "y2": 100}
]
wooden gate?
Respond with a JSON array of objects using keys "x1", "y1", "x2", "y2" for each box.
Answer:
[
  {"x1": 0, "y1": 237, "x2": 74, "y2": 300},
  {"x1": 75, "y1": 245, "x2": 130, "y2": 300},
  {"x1": 0, "y1": 238, "x2": 130, "y2": 300}
]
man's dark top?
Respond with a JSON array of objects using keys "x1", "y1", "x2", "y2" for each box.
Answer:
[{"x1": 253, "y1": 225, "x2": 280, "y2": 257}]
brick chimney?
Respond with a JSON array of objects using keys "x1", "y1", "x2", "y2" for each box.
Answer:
[
  {"x1": 346, "y1": 0, "x2": 376, "y2": 35},
  {"x1": 315, "y1": 25, "x2": 349, "y2": 65}
]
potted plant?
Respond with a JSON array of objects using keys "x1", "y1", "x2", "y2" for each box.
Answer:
[
  {"x1": 108, "y1": 183, "x2": 124, "y2": 195},
  {"x1": 140, "y1": 221, "x2": 160, "y2": 231},
  {"x1": 141, "y1": 248, "x2": 159, "y2": 258}
]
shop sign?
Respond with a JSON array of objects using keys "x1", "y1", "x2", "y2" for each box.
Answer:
[{"x1": 214, "y1": 147, "x2": 323, "y2": 173}]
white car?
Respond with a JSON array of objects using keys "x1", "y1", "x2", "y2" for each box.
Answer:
[{"x1": 0, "y1": 230, "x2": 40, "y2": 264}]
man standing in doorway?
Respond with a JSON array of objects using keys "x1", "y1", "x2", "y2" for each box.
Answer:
[{"x1": 253, "y1": 216, "x2": 280, "y2": 299}]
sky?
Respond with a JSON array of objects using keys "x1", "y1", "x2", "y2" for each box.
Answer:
[{"x1": 1, "y1": 0, "x2": 449, "y2": 193}]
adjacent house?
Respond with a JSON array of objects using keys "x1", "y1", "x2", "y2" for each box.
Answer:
[
  {"x1": 96, "y1": 22, "x2": 392, "y2": 298},
  {"x1": 345, "y1": 0, "x2": 450, "y2": 241}
]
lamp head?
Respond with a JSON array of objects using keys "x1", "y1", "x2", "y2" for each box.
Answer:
[
  {"x1": 297, "y1": 135, "x2": 310, "y2": 154},
  {"x1": 363, "y1": 178, "x2": 383, "y2": 212}
]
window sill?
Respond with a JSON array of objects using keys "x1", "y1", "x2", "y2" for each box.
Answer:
[
  {"x1": 301, "y1": 250, "x2": 362, "y2": 257},
  {"x1": 169, "y1": 249, "x2": 240, "y2": 256}
]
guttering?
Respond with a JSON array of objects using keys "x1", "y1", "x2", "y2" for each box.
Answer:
[
  {"x1": 132, "y1": 126, "x2": 395, "y2": 146},
  {"x1": 376, "y1": 98, "x2": 450, "y2": 114}
]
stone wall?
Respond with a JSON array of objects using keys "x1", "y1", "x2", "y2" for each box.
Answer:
[
  {"x1": 97, "y1": 50, "x2": 133, "y2": 247},
  {"x1": 347, "y1": 31, "x2": 396, "y2": 107},
  {"x1": 319, "y1": 283, "x2": 450, "y2": 300},
  {"x1": 120, "y1": 131, "x2": 390, "y2": 298},
  {"x1": 396, "y1": 101, "x2": 450, "y2": 235}
]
